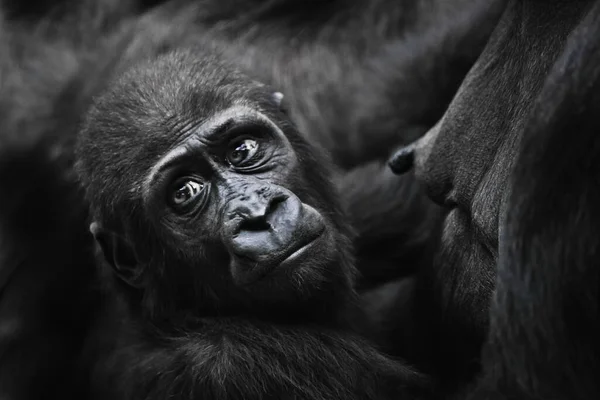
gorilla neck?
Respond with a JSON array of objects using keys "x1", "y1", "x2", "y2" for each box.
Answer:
[{"x1": 126, "y1": 260, "x2": 362, "y2": 331}]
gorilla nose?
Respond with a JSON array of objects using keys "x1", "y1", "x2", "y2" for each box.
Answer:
[
  {"x1": 236, "y1": 195, "x2": 288, "y2": 233},
  {"x1": 225, "y1": 191, "x2": 302, "y2": 263}
]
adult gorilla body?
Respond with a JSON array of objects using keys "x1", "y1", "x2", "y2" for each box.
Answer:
[{"x1": 389, "y1": 0, "x2": 600, "y2": 396}]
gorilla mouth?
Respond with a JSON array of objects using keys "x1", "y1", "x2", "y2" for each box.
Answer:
[
  {"x1": 278, "y1": 226, "x2": 325, "y2": 268},
  {"x1": 231, "y1": 225, "x2": 326, "y2": 286}
]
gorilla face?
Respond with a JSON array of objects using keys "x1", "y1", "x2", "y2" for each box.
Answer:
[{"x1": 142, "y1": 105, "x2": 331, "y2": 288}]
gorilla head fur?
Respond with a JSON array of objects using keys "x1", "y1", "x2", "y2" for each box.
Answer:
[{"x1": 75, "y1": 49, "x2": 357, "y2": 324}]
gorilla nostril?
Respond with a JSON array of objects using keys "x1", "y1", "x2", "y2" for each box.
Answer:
[
  {"x1": 240, "y1": 218, "x2": 271, "y2": 232},
  {"x1": 266, "y1": 194, "x2": 288, "y2": 216}
]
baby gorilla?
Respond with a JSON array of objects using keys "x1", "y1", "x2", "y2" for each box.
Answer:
[{"x1": 75, "y1": 50, "x2": 427, "y2": 399}]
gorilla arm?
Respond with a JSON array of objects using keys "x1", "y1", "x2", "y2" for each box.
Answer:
[
  {"x1": 88, "y1": 311, "x2": 428, "y2": 400},
  {"x1": 337, "y1": 161, "x2": 444, "y2": 289}
]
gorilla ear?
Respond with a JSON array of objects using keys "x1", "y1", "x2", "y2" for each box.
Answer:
[
  {"x1": 90, "y1": 222, "x2": 145, "y2": 288},
  {"x1": 272, "y1": 91, "x2": 288, "y2": 112},
  {"x1": 272, "y1": 91, "x2": 284, "y2": 107}
]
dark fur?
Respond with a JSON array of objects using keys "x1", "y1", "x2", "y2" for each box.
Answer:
[
  {"x1": 338, "y1": 163, "x2": 444, "y2": 289},
  {"x1": 0, "y1": 4, "x2": 117, "y2": 398},
  {"x1": 0, "y1": 0, "x2": 162, "y2": 23},
  {"x1": 389, "y1": 0, "x2": 600, "y2": 396},
  {"x1": 470, "y1": 1, "x2": 600, "y2": 398},
  {"x1": 0, "y1": 142, "x2": 96, "y2": 399}
]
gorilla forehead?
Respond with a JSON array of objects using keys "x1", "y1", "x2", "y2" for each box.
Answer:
[
  {"x1": 77, "y1": 50, "x2": 275, "y2": 206},
  {"x1": 84, "y1": 49, "x2": 266, "y2": 150}
]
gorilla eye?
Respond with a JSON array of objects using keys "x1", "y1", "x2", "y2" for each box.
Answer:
[
  {"x1": 226, "y1": 139, "x2": 260, "y2": 167},
  {"x1": 170, "y1": 179, "x2": 204, "y2": 210}
]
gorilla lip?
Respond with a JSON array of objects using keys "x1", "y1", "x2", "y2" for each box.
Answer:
[
  {"x1": 278, "y1": 227, "x2": 325, "y2": 269},
  {"x1": 235, "y1": 227, "x2": 325, "y2": 286}
]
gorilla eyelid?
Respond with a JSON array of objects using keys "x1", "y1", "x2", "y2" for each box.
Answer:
[
  {"x1": 144, "y1": 146, "x2": 191, "y2": 201},
  {"x1": 144, "y1": 145, "x2": 212, "y2": 208}
]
